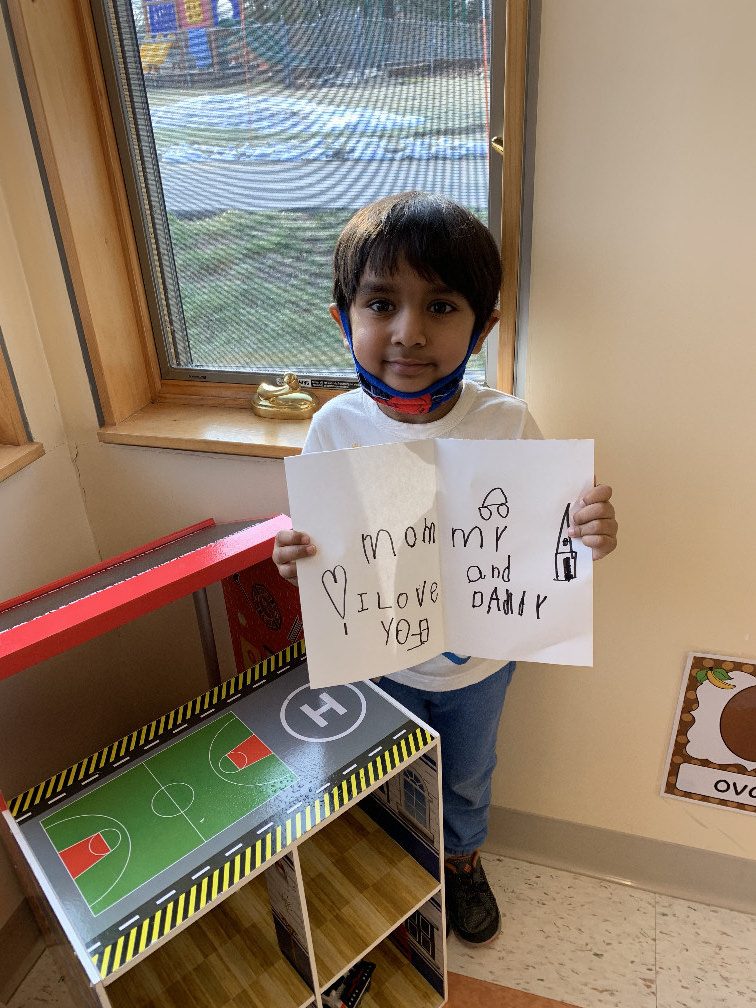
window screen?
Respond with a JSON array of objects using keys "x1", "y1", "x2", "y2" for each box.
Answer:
[{"x1": 99, "y1": 1, "x2": 495, "y2": 386}]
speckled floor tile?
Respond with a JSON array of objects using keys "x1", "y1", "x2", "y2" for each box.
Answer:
[
  {"x1": 655, "y1": 895, "x2": 756, "y2": 1008},
  {"x1": 447, "y1": 854, "x2": 657, "y2": 1008},
  {"x1": 7, "y1": 951, "x2": 76, "y2": 1008}
]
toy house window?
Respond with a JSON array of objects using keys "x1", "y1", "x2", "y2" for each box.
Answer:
[
  {"x1": 406, "y1": 908, "x2": 435, "y2": 959},
  {"x1": 401, "y1": 767, "x2": 429, "y2": 831},
  {"x1": 93, "y1": 0, "x2": 502, "y2": 390}
]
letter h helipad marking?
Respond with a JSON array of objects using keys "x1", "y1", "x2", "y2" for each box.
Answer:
[{"x1": 299, "y1": 692, "x2": 347, "y2": 727}]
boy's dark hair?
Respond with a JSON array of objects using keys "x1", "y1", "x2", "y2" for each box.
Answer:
[{"x1": 333, "y1": 192, "x2": 502, "y2": 328}]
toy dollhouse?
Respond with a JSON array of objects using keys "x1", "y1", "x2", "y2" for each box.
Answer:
[{"x1": 0, "y1": 517, "x2": 447, "y2": 1007}]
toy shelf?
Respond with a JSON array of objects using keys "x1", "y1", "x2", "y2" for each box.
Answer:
[
  {"x1": 0, "y1": 520, "x2": 448, "y2": 1007},
  {"x1": 106, "y1": 872, "x2": 313, "y2": 1008},
  {"x1": 360, "y1": 935, "x2": 444, "y2": 1008},
  {"x1": 300, "y1": 805, "x2": 439, "y2": 989}
]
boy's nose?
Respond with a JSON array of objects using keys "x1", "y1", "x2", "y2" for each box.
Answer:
[{"x1": 392, "y1": 309, "x2": 426, "y2": 346}]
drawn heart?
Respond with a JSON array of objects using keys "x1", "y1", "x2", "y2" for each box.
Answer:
[{"x1": 321, "y1": 566, "x2": 348, "y2": 634}]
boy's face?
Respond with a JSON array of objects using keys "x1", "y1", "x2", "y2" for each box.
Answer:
[{"x1": 330, "y1": 258, "x2": 499, "y2": 422}]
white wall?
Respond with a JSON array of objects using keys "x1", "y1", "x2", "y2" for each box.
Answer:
[{"x1": 493, "y1": 0, "x2": 756, "y2": 859}]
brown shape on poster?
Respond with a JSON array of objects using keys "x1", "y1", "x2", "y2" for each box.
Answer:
[{"x1": 720, "y1": 685, "x2": 756, "y2": 762}]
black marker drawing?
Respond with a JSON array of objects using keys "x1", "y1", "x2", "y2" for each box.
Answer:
[
  {"x1": 451, "y1": 526, "x2": 484, "y2": 549},
  {"x1": 478, "y1": 488, "x2": 509, "y2": 522},
  {"x1": 361, "y1": 528, "x2": 396, "y2": 564},
  {"x1": 554, "y1": 504, "x2": 577, "y2": 581},
  {"x1": 321, "y1": 565, "x2": 348, "y2": 634}
]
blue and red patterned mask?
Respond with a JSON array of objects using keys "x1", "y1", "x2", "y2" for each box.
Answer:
[{"x1": 339, "y1": 309, "x2": 480, "y2": 416}]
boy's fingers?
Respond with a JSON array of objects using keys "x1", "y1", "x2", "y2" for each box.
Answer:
[
  {"x1": 571, "y1": 518, "x2": 618, "y2": 539},
  {"x1": 273, "y1": 531, "x2": 315, "y2": 560},
  {"x1": 582, "y1": 534, "x2": 618, "y2": 559},
  {"x1": 273, "y1": 529, "x2": 315, "y2": 585},
  {"x1": 569, "y1": 484, "x2": 617, "y2": 558},
  {"x1": 568, "y1": 507, "x2": 615, "y2": 540},
  {"x1": 276, "y1": 544, "x2": 316, "y2": 560},
  {"x1": 581, "y1": 483, "x2": 613, "y2": 505},
  {"x1": 570, "y1": 501, "x2": 615, "y2": 528},
  {"x1": 276, "y1": 562, "x2": 299, "y2": 585},
  {"x1": 275, "y1": 529, "x2": 312, "y2": 548}
]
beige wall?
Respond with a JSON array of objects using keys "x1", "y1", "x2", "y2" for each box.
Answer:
[
  {"x1": 2, "y1": 0, "x2": 755, "y2": 932},
  {"x1": 493, "y1": 0, "x2": 756, "y2": 858}
]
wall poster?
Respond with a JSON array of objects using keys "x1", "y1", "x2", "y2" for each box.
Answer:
[{"x1": 663, "y1": 652, "x2": 756, "y2": 814}]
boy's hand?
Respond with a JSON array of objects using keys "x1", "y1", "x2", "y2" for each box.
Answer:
[
  {"x1": 568, "y1": 484, "x2": 617, "y2": 560},
  {"x1": 273, "y1": 529, "x2": 316, "y2": 586}
]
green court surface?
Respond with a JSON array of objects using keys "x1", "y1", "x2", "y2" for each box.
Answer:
[{"x1": 42, "y1": 712, "x2": 296, "y2": 915}]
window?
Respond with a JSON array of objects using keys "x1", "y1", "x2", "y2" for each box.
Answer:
[
  {"x1": 406, "y1": 908, "x2": 435, "y2": 959},
  {"x1": 95, "y1": 0, "x2": 502, "y2": 389},
  {"x1": 6, "y1": 0, "x2": 527, "y2": 455},
  {"x1": 401, "y1": 766, "x2": 429, "y2": 830}
]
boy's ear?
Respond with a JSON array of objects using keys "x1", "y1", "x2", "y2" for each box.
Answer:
[
  {"x1": 472, "y1": 309, "x2": 500, "y2": 354},
  {"x1": 329, "y1": 303, "x2": 350, "y2": 349}
]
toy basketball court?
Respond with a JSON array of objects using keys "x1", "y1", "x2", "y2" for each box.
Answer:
[{"x1": 0, "y1": 518, "x2": 448, "y2": 1008}]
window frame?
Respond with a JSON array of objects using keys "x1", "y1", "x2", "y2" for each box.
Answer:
[
  {"x1": 0, "y1": 326, "x2": 44, "y2": 482},
  {"x1": 6, "y1": 0, "x2": 529, "y2": 458}
]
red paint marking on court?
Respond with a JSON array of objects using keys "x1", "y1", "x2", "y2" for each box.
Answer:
[
  {"x1": 59, "y1": 833, "x2": 111, "y2": 879},
  {"x1": 226, "y1": 734, "x2": 272, "y2": 770}
]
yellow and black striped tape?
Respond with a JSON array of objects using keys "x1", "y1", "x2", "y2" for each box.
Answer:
[
  {"x1": 92, "y1": 723, "x2": 434, "y2": 980},
  {"x1": 8, "y1": 640, "x2": 306, "y2": 821}
]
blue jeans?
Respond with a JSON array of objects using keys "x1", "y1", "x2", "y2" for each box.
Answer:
[{"x1": 377, "y1": 663, "x2": 515, "y2": 856}]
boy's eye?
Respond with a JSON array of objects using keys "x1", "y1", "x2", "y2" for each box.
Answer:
[
  {"x1": 428, "y1": 300, "x2": 456, "y2": 315},
  {"x1": 366, "y1": 299, "x2": 393, "y2": 313}
]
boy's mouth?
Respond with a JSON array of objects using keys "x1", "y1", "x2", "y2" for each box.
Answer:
[{"x1": 385, "y1": 358, "x2": 431, "y2": 376}]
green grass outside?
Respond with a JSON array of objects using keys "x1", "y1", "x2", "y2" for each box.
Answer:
[
  {"x1": 169, "y1": 208, "x2": 356, "y2": 372},
  {"x1": 168, "y1": 206, "x2": 488, "y2": 378}
]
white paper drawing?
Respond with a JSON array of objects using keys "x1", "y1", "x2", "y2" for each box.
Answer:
[{"x1": 285, "y1": 439, "x2": 593, "y2": 687}]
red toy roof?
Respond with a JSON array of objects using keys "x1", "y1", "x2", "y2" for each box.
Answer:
[{"x1": 0, "y1": 515, "x2": 291, "y2": 681}]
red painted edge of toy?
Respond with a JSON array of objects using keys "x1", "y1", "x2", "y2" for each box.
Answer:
[
  {"x1": 0, "y1": 519, "x2": 217, "y2": 616},
  {"x1": 0, "y1": 515, "x2": 292, "y2": 681},
  {"x1": 0, "y1": 791, "x2": 6, "y2": 813}
]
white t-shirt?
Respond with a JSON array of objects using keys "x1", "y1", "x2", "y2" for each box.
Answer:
[{"x1": 302, "y1": 381, "x2": 542, "y2": 691}]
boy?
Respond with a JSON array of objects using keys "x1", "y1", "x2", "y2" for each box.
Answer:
[{"x1": 274, "y1": 192, "x2": 617, "y2": 945}]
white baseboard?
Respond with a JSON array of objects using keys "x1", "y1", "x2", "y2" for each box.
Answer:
[{"x1": 486, "y1": 805, "x2": 756, "y2": 915}]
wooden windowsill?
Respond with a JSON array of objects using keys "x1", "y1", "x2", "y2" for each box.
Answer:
[
  {"x1": 0, "y1": 443, "x2": 45, "y2": 483},
  {"x1": 97, "y1": 402, "x2": 309, "y2": 458}
]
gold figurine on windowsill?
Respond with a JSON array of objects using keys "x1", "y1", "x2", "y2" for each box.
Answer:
[{"x1": 251, "y1": 373, "x2": 320, "y2": 420}]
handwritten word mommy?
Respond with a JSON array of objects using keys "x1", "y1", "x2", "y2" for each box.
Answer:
[{"x1": 361, "y1": 517, "x2": 436, "y2": 564}]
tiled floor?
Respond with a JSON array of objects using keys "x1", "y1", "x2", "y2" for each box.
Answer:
[
  {"x1": 446, "y1": 855, "x2": 756, "y2": 1008},
  {"x1": 7, "y1": 854, "x2": 756, "y2": 1007}
]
